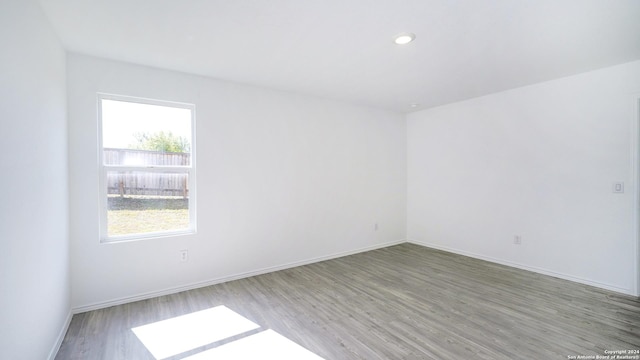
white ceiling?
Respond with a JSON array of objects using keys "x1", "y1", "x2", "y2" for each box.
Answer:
[{"x1": 38, "y1": 0, "x2": 640, "y2": 113}]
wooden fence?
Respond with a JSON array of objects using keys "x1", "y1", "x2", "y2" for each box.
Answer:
[
  {"x1": 105, "y1": 148, "x2": 190, "y2": 198},
  {"x1": 104, "y1": 148, "x2": 190, "y2": 166}
]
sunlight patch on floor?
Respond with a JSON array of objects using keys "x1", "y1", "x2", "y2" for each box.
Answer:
[
  {"x1": 183, "y1": 329, "x2": 325, "y2": 360},
  {"x1": 131, "y1": 305, "x2": 260, "y2": 359}
]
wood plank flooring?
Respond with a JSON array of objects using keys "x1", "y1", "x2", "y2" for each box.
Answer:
[{"x1": 55, "y1": 243, "x2": 640, "y2": 359}]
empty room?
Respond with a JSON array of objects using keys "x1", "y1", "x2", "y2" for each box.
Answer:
[{"x1": 2, "y1": 0, "x2": 640, "y2": 359}]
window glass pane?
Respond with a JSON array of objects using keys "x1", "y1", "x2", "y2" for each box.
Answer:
[
  {"x1": 106, "y1": 171, "x2": 190, "y2": 237},
  {"x1": 101, "y1": 99, "x2": 192, "y2": 166}
]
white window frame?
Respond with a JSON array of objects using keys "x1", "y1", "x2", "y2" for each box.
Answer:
[{"x1": 97, "y1": 93, "x2": 197, "y2": 243}]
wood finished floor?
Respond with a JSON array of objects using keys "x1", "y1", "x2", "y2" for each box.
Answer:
[{"x1": 56, "y1": 243, "x2": 640, "y2": 359}]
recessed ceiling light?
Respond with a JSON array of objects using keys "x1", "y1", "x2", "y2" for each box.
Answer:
[{"x1": 394, "y1": 32, "x2": 416, "y2": 45}]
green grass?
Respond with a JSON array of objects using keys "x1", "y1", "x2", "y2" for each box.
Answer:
[{"x1": 107, "y1": 196, "x2": 189, "y2": 236}]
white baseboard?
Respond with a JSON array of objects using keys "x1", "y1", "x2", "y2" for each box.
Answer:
[
  {"x1": 72, "y1": 239, "x2": 406, "y2": 314},
  {"x1": 407, "y1": 239, "x2": 633, "y2": 296},
  {"x1": 48, "y1": 309, "x2": 72, "y2": 360}
]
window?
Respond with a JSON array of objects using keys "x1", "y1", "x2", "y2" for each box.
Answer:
[{"x1": 98, "y1": 94, "x2": 196, "y2": 242}]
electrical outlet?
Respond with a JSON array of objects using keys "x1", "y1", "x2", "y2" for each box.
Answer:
[
  {"x1": 613, "y1": 182, "x2": 624, "y2": 193},
  {"x1": 180, "y1": 249, "x2": 189, "y2": 262},
  {"x1": 513, "y1": 236, "x2": 522, "y2": 245}
]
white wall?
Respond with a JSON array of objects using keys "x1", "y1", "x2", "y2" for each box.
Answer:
[
  {"x1": 67, "y1": 54, "x2": 406, "y2": 309},
  {"x1": 407, "y1": 60, "x2": 640, "y2": 295},
  {"x1": 0, "y1": 0, "x2": 70, "y2": 359}
]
